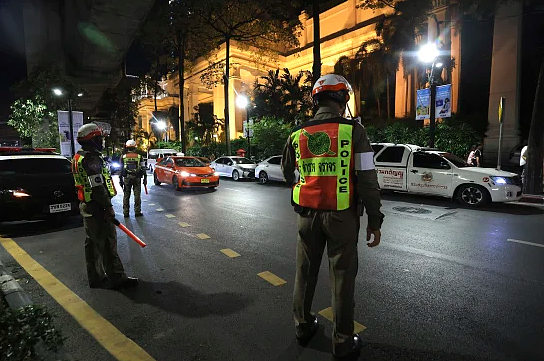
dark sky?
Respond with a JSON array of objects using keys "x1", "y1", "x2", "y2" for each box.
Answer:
[{"x1": 0, "y1": 0, "x2": 26, "y2": 126}]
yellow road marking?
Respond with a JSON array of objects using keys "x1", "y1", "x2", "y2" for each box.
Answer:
[
  {"x1": 0, "y1": 237, "x2": 157, "y2": 361},
  {"x1": 196, "y1": 233, "x2": 211, "y2": 240},
  {"x1": 165, "y1": 214, "x2": 176, "y2": 218},
  {"x1": 156, "y1": 208, "x2": 164, "y2": 212},
  {"x1": 178, "y1": 222, "x2": 191, "y2": 228},
  {"x1": 318, "y1": 307, "x2": 366, "y2": 333},
  {"x1": 220, "y1": 249, "x2": 240, "y2": 258},
  {"x1": 257, "y1": 271, "x2": 286, "y2": 286},
  {"x1": 148, "y1": 203, "x2": 156, "y2": 206}
]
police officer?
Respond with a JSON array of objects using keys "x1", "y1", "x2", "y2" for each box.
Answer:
[
  {"x1": 72, "y1": 124, "x2": 138, "y2": 289},
  {"x1": 281, "y1": 74, "x2": 384, "y2": 360},
  {"x1": 120, "y1": 140, "x2": 146, "y2": 217}
]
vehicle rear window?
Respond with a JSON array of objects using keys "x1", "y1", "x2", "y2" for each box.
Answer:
[
  {"x1": 371, "y1": 144, "x2": 384, "y2": 155},
  {"x1": 376, "y1": 146, "x2": 405, "y2": 163},
  {"x1": 268, "y1": 157, "x2": 281, "y2": 165},
  {"x1": 413, "y1": 152, "x2": 450, "y2": 169},
  {"x1": 0, "y1": 158, "x2": 72, "y2": 175}
]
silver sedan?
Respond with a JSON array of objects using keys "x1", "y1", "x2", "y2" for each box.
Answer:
[{"x1": 210, "y1": 156, "x2": 257, "y2": 181}]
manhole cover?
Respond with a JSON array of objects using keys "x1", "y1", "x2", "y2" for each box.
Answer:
[{"x1": 392, "y1": 206, "x2": 432, "y2": 214}]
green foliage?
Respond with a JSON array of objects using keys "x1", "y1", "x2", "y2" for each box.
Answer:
[
  {"x1": 252, "y1": 69, "x2": 313, "y2": 124},
  {"x1": 0, "y1": 304, "x2": 65, "y2": 360},
  {"x1": 365, "y1": 118, "x2": 480, "y2": 157},
  {"x1": 8, "y1": 95, "x2": 55, "y2": 141},
  {"x1": 186, "y1": 106, "x2": 223, "y2": 146},
  {"x1": 186, "y1": 142, "x2": 227, "y2": 158},
  {"x1": 251, "y1": 117, "x2": 292, "y2": 159}
]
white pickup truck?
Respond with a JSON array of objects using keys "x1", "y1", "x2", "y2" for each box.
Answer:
[{"x1": 372, "y1": 143, "x2": 522, "y2": 206}]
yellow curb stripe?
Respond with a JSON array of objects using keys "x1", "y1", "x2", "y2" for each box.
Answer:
[
  {"x1": 318, "y1": 307, "x2": 366, "y2": 334},
  {"x1": 196, "y1": 233, "x2": 210, "y2": 240},
  {"x1": 165, "y1": 214, "x2": 176, "y2": 218},
  {"x1": 220, "y1": 249, "x2": 240, "y2": 258},
  {"x1": 0, "y1": 237, "x2": 157, "y2": 361},
  {"x1": 178, "y1": 222, "x2": 191, "y2": 228},
  {"x1": 257, "y1": 271, "x2": 286, "y2": 286}
]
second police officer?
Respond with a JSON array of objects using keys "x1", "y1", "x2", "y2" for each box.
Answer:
[{"x1": 120, "y1": 139, "x2": 146, "y2": 218}]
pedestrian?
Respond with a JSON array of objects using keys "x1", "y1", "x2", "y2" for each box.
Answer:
[
  {"x1": 281, "y1": 74, "x2": 384, "y2": 361},
  {"x1": 520, "y1": 143, "x2": 528, "y2": 184},
  {"x1": 120, "y1": 140, "x2": 146, "y2": 217},
  {"x1": 71, "y1": 124, "x2": 138, "y2": 289},
  {"x1": 474, "y1": 143, "x2": 483, "y2": 167},
  {"x1": 466, "y1": 145, "x2": 477, "y2": 166}
]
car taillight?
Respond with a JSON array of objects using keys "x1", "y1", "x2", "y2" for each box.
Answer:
[{"x1": 11, "y1": 190, "x2": 31, "y2": 198}]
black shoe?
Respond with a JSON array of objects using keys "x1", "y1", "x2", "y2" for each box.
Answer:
[
  {"x1": 123, "y1": 213, "x2": 129, "y2": 217},
  {"x1": 296, "y1": 317, "x2": 319, "y2": 346},
  {"x1": 333, "y1": 335, "x2": 363, "y2": 361},
  {"x1": 135, "y1": 212, "x2": 143, "y2": 217},
  {"x1": 113, "y1": 277, "x2": 139, "y2": 289}
]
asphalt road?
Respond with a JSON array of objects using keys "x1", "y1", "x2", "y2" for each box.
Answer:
[{"x1": 1, "y1": 174, "x2": 544, "y2": 361}]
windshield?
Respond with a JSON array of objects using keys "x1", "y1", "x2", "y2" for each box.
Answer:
[
  {"x1": 440, "y1": 153, "x2": 469, "y2": 168},
  {"x1": 233, "y1": 158, "x2": 255, "y2": 164},
  {"x1": 175, "y1": 158, "x2": 205, "y2": 167}
]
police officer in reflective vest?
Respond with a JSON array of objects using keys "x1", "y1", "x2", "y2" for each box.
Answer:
[
  {"x1": 282, "y1": 74, "x2": 384, "y2": 360},
  {"x1": 72, "y1": 124, "x2": 138, "y2": 289},
  {"x1": 119, "y1": 140, "x2": 146, "y2": 217}
]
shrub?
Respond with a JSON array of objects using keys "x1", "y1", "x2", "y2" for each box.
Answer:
[{"x1": 251, "y1": 117, "x2": 292, "y2": 159}]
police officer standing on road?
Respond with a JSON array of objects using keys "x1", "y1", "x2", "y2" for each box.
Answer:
[
  {"x1": 72, "y1": 124, "x2": 138, "y2": 289},
  {"x1": 120, "y1": 140, "x2": 146, "y2": 218},
  {"x1": 282, "y1": 74, "x2": 384, "y2": 360}
]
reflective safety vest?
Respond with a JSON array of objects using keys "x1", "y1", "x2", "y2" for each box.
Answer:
[
  {"x1": 122, "y1": 152, "x2": 142, "y2": 175},
  {"x1": 291, "y1": 117, "x2": 354, "y2": 211},
  {"x1": 71, "y1": 150, "x2": 117, "y2": 203}
]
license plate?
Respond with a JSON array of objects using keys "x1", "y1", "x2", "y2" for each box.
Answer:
[
  {"x1": 49, "y1": 203, "x2": 71, "y2": 213},
  {"x1": 200, "y1": 179, "x2": 210, "y2": 184}
]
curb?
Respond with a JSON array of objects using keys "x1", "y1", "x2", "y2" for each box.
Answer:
[
  {"x1": 519, "y1": 194, "x2": 544, "y2": 204},
  {"x1": 0, "y1": 260, "x2": 74, "y2": 361}
]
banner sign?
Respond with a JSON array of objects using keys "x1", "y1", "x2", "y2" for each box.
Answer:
[
  {"x1": 435, "y1": 84, "x2": 452, "y2": 119},
  {"x1": 57, "y1": 111, "x2": 83, "y2": 157},
  {"x1": 243, "y1": 118, "x2": 254, "y2": 138},
  {"x1": 415, "y1": 88, "x2": 430, "y2": 120}
]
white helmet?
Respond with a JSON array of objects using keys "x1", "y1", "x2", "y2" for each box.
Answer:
[
  {"x1": 77, "y1": 123, "x2": 103, "y2": 143},
  {"x1": 125, "y1": 140, "x2": 136, "y2": 148},
  {"x1": 312, "y1": 74, "x2": 353, "y2": 104}
]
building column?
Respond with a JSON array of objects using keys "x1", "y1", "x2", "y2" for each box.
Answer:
[
  {"x1": 484, "y1": 1, "x2": 523, "y2": 167},
  {"x1": 394, "y1": 57, "x2": 415, "y2": 119}
]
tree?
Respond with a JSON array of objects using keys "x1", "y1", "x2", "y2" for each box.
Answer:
[
  {"x1": 186, "y1": 105, "x2": 221, "y2": 146},
  {"x1": 251, "y1": 117, "x2": 293, "y2": 159},
  {"x1": 195, "y1": 0, "x2": 303, "y2": 154},
  {"x1": 252, "y1": 68, "x2": 313, "y2": 124},
  {"x1": 7, "y1": 95, "x2": 55, "y2": 146}
]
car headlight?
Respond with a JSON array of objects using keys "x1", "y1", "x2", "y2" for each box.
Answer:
[
  {"x1": 112, "y1": 162, "x2": 121, "y2": 169},
  {"x1": 180, "y1": 171, "x2": 190, "y2": 177},
  {"x1": 213, "y1": 172, "x2": 219, "y2": 176},
  {"x1": 490, "y1": 176, "x2": 507, "y2": 185}
]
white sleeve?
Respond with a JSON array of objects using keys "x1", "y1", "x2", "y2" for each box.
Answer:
[{"x1": 355, "y1": 152, "x2": 375, "y2": 171}]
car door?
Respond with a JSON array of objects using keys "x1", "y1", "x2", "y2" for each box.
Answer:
[
  {"x1": 266, "y1": 156, "x2": 283, "y2": 181},
  {"x1": 162, "y1": 157, "x2": 175, "y2": 184},
  {"x1": 223, "y1": 157, "x2": 234, "y2": 177},
  {"x1": 213, "y1": 158, "x2": 224, "y2": 176},
  {"x1": 407, "y1": 152, "x2": 453, "y2": 197},
  {"x1": 154, "y1": 157, "x2": 166, "y2": 182},
  {"x1": 374, "y1": 145, "x2": 409, "y2": 191}
]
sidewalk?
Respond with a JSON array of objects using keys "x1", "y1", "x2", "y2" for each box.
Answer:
[{"x1": 519, "y1": 194, "x2": 544, "y2": 204}]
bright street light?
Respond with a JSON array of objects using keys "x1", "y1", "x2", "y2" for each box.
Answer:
[
  {"x1": 418, "y1": 43, "x2": 439, "y2": 63},
  {"x1": 156, "y1": 121, "x2": 167, "y2": 130},
  {"x1": 53, "y1": 88, "x2": 63, "y2": 96},
  {"x1": 236, "y1": 95, "x2": 249, "y2": 109},
  {"x1": 77, "y1": 92, "x2": 84, "y2": 97}
]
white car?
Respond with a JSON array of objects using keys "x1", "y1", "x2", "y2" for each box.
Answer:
[
  {"x1": 147, "y1": 148, "x2": 183, "y2": 172},
  {"x1": 210, "y1": 156, "x2": 257, "y2": 181},
  {"x1": 372, "y1": 143, "x2": 522, "y2": 206},
  {"x1": 255, "y1": 156, "x2": 285, "y2": 184}
]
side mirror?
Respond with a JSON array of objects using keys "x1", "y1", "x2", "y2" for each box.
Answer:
[{"x1": 228, "y1": 162, "x2": 233, "y2": 166}]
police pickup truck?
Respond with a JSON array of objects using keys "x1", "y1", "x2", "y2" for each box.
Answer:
[{"x1": 372, "y1": 143, "x2": 522, "y2": 206}]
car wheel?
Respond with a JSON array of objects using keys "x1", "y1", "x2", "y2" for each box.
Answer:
[
  {"x1": 232, "y1": 170, "x2": 240, "y2": 181},
  {"x1": 457, "y1": 184, "x2": 489, "y2": 207},
  {"x1": 259, "y1": 171, "x2": 269, "y2": 184},
  {"x1": 173, "y1": 176, "x2": 182, "y2": 191},
  {"x1": 154, "y1": 172, "x2": 161, "y2": 186}
]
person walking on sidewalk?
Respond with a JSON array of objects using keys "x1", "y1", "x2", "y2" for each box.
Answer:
[
  {"x1": 71, "y1": 124, "x2": 138, "y2": 289},
  {"x1": 120, "y1": 140, "x2": 146, "y2": 217},
  {"x1": 281, "y1": 74, "x2": 384, "y2": 361}
]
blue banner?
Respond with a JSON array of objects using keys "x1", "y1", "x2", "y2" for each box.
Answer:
[
  {"x1": 435, "y1": 84, "x2": 452, "y2": 118},
  {"x1": 416, "y1": 88, "x2": 431, "y2": 120}
]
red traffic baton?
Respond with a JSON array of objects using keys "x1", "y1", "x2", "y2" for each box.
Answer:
[
  {"x1": 144, "y1": 184, "x2": 148, "y2": 195},
  {"x1": 112, "y1": 218, "x2": 147, "y2": 248}
]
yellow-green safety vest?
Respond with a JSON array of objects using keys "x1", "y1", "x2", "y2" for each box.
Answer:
[{"x1": 72, "y1": 151, "x2": 116, "y2": 203}]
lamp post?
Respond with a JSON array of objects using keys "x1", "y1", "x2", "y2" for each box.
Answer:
[
  {"x1": 236, "y1": 94, "x2": 251, "y2": 158},
  {"x1": 418, "y1": 43, "x2": 441, "y2": 148},
  {"x1": 53, "y1": 88, "x2": 83, "y2": 157}
]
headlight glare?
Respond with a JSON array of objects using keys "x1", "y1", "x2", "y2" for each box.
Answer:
[
  {"x1": 180, "y1": 171, "x2": 190, "y2": 177},
  {"x1": 491, "y1": 176, "x2": 507, "y2": 185}
]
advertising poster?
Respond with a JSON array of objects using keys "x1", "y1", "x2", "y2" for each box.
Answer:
[
  {"x1": 243, "y1": 118, "x2": 254, "y2": 138},
  {"x1": 58, "y1": 111, "x2": 84, "y2": 157},
  {"x1": 435, "y1": 84, "x2": 452, "y2": 119},
  {"x1": 415, "y1": 88, "x2": 431, "y2": 120}
]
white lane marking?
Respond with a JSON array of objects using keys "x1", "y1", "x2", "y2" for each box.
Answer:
[
  {"x1": 507, "y1": 239, "x2": 544, "y2": 248},
  {"x1": 223, "y1": 187, "x2": 241, "y2": 191}
]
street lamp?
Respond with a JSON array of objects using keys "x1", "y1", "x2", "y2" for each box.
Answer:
[
  {"x1": 236, "y1": 94, "x2": 251, "y2": 157},
  {"x1": 418, "y1": 43, "x2": 440, "y2": 148},
  {"x1": 155, "y1": 120, "x2": 167, "y2": 142},
  {"x1": 53, "y1": 87, "x2": 82, "y2": 157}
]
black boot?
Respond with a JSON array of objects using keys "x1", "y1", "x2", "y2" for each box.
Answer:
[
  {"x1": 296, "y1": 317, "x2": 319, "y2": 346},
  {"x1": 135, "y1": 212, "x2": 143, "y2": 217},
  {"x1": 333, "y1": 335, "x2": 363, "y2": 361}
]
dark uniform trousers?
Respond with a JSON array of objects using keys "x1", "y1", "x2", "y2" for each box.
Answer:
[
  {"x1": 82, "y1": 204, "x2": 126, "y2": 284},
  {"x1": 294, "y1": 206, "x2": 360, "y2": 356},
  {"x1": 123, "y1": 175, "x2": 142, "y2": 215}
]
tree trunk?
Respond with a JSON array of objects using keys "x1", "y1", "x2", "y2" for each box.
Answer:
[
  {"x1": 224, "y1": 37, "x2": 232, "y2": 155},
  {"x1": 525, "y1": 58, "x2": 544, "y2": 194},
  {"x1": 386, "y1": 74, "x2": 391, "y2": 120},
  {"x1": 376, "y1": 93, "x2": 382, "y2": 119},
  {"x1": 178, "y1": 32, "x2": 186, "y2": 153},
  {"x1": 312, "y1": 0, "x2": 321, "y2": 85},
  {"x1": 154, "y1": 57, "x2": 159, "y2": 112}
]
